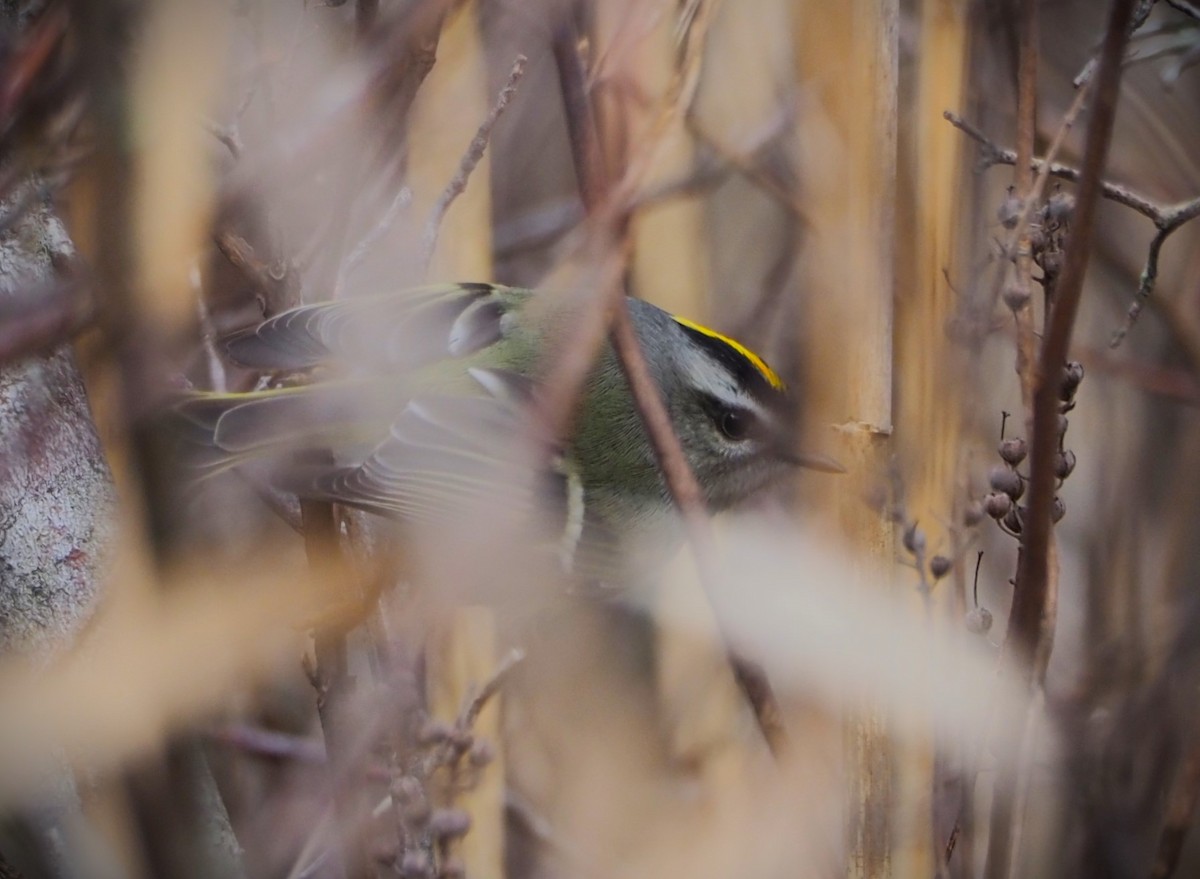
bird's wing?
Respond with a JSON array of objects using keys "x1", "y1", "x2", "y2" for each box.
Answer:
[
  {"x1": 295, "y1": 367, "x2": 568, "y2": 533},
  {"x1": 221, "y1": 283, "x2": 530, "y2": 372}
]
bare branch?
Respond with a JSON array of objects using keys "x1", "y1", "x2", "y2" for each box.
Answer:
[
  {"x1": 985, "y1": 3, "x2": 1138, "y2": 878},
  {"x1": 422, "y1": 54, "x2": 527, "y2": 273}
]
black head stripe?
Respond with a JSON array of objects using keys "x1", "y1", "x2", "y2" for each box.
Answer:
[{"x1": 676, "y1": 321, "x2": 787, "y2": 410}]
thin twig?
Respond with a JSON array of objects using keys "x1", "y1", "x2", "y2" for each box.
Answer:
[
  {"x1": 300, "y1": 499, "x2": 366, "y2": 879},
  {"x1": 421, "y1": 54, "x2": 527, "y2": 273},
  {"x1": 610, "y1": 301, "x2": 789, "y2": 755},
  {"x1": 1164, "y1": 0, "x2": 1200, "y2": 19},
  {"x1": 944, "y1": 112, "x2": 1200, "y2": 348},
  {"x1": 541, "y1": 6, "x2": 788, "y2": 755},
  {"x1": 984, "y1": 4, "x2": 1137, "y2": 878},
  {"x1": 334, "y1": 184, "x2": 411, "y2": 296},
  {"x1": 1012, "y1": 0, "x2": 1039, "y2": 407},
  {"x1": 1111, "y1": 196, "x2": 1200, "y2": 346},
  {"x1": 459, "y1": 647, "x2": 525, "y2": 730}
]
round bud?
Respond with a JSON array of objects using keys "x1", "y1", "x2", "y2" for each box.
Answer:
[
  {"x1": 963, "y1": 500, "x2": 985, "y2": 527},
  {"x1": 1046, "y1": 190, "x2": 1076, "y2": 224},
  {"x1": 1061, "y1": 361, "x2": 1085, "y2": 400},
  {"x1": 440, "y1": 858, "x2": 467, "y2": 879},
  {"x1": 429, "y1": 808, "x2": 472, "y2": 840},
  {"x1": 1003, "y1": 283, "x2": 1031, "y2": 311},
  {"x1": 1056, "y1": 413, "x2": 1070, "y2": 438},
  {"x1": 930, "y1": 555, "x2": 952, "y2": 580},
  {"x1": 468, "y1": 739, "x2": 496, "y2": 768},
  {"x1": 984, "y1": 492, "x2": 1012, "y2": 520},
  {"x1": 1055, "y1": 449, "x2": 1077, "y2": 480},
  {"x1": 417, "y1": 719, "x2": 454, "y2": 746},
  {"x1": 997, "y1": 189, "x2": 1022, "y2": 229},
  {"x1": 400, "y1": 851, "x2": 431, "y2": 879},
  {"x1": 1051, "y1": 496, "x2": 1066, "y2": 523},
  {"x1": 1040, "y1": 250, "x2": 1063, "y2": 275},
  {"x1": 965, "y1": 607, "x2": 994, "y2": 634},
  {"x1": 903, "y1": 523, "x2": 926, "y2": 556},
  {"x1": 999, "y1": 437, "x2": 1028, "y2": 466},
  {"x1": 989, "y1": 465, "x2": 1023, "y2": 499},
  {"x1": 1003, "y1": 505, "x2": 1023, "y2": 534}
]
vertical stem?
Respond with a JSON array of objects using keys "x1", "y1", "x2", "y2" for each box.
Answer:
[
  {"x1": 984, "y1": 3, "x2": 1137, "y2": 878},
  {"x1": 301, "y1": 500, "x2": 362, "y2": 879},
  {"x1": 1012, "y1": 0, "x2": 1039, "y2": 406}
]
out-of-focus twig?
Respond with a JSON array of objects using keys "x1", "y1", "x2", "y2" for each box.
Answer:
[
  {"x1": 300, "y1": 499, "x2": 366, "y2": 879},
  {"x1": 983, "y1": 3, "x2": 1137, "y2": 878},
  {"x1": 1164, "y1": 0, "x2": 1200, "y2": 19},
  {"x1": 0, "y1": 278, "x2": 91, "y2": 365},
  {"x1": 421, "y1": 53, "x2": 527, "y2": 274},
  {"x1": 544, "y1": 4, "x2": 789, "y2": 757},
  {"x1": 1011, "y1": 0, "x2": 1038, "y2": 406}
]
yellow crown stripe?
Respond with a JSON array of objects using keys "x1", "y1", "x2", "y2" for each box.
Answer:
[{"x1": 672, "y1": 315, "x2": 785, "y2": 391}]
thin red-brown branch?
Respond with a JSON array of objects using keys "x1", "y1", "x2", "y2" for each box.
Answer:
[
  {"x1": 1010, "y1": 0, "x2": 1134, "y2": 677},
  {"x1": 1012, "y1": 0, "x2": 1039, "y2": 406},
  {"x1": 984, "y1": 4, "x2": 1137, "y2": 879}
]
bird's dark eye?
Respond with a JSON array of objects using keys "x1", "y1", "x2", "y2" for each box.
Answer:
[{"x1": 718, "y1": 407, "x2": 754, "y2": 441}]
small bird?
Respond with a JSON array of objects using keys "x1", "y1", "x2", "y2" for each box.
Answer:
[{"x1": 177, "y1": 283, "x2": 840, "y2": 579}]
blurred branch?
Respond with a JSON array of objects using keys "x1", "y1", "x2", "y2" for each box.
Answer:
[
  {"x1": 421, "y1": 53, "x2": 527, "y2": 274},
  {"x1": 1164, "y1": 0, "x2": 1200, "y2": 19},
  {"x1": 984, "y1": 2, "x2": 1137, "y2": 878},
  {"x1": 548, "y1": 3, "x2": 789, "y2": 758},
  {"x1": 1011, "y1": 0, "x2": 1038, "y2": 406},
  {"x1": 0, "y1": 278, "x2": 92, "y2": 365}
]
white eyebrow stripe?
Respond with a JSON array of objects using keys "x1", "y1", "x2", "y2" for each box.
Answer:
[{"x1": 685, "y1": 349, "x2": 771, "y2": 414}]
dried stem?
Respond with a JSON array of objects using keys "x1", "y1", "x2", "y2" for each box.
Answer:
[
  {"x1": 610, "y1": 300, "x2": 789, "y2": 755},
  {"x1": 983, "y1": 3, "x2": 1137, "y2": 878},
  {"x1": 301, "y1": 499, "x2": 367, "y2": 879},
  {"x1": 422, "y1": 54, "x2": 527, "y2": 273},
  {"x1": 545, "y1": 9, "x2": 788, "y2": 756},
  {"x1": 1011, "y1": 0, "x2": 1038, "y2": 406}
]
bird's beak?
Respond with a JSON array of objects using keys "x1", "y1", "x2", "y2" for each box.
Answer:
[{"x1": 778, "y1": 448, "x2": 846, "y2": 474}]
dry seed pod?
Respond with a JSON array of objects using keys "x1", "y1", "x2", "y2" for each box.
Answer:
[
  {"x1": 998, "y1": 187, "x2": 1022, "y2": 229},
  {"x1": 930, "y1": 555, "x2": 952, "y2": 580},
  {"x1": 1055, "y1": 449, "x2": 1077, "y2": 480},
  {"x1": 1003, "y1": 282, "x2": 1031, "y2": 311},
  {"x1": 1003, "y1": 505, "x2": 1023, "y2": 534},
  {"x1": 963, "y1": 500, "x2": 985, "y2": 527},
  {"x1": 966, "y1": 607, "x2": 994, "y2": 634},
  {"x1": 1046, "y1": 189, "x2": 1076, "y2": 224},
  {"x1": 999, "y1": 437, "x2": 1028, "y2": 466},
  {"x1": 429, "y1": 808, "x2": 472, "y2": 840},
  {"x1": 400, "y1": 851, "x2": 432, "y2": 879},
  {"x1": 984, "y1": 492, "x2": 1012, "y2": 520},
  {"x1": 989, "y1": 464, "x2": 1023, "y2": 499},
  {"x1": 1061, "y1": 361, "x2": 1085, "y2": 400},
  {"x1": 1040, "y1": 249, "x2": 1064, "y2": 275},
  {"x1": 903, "y1": 523, "x2": 926, "y2": 556}
]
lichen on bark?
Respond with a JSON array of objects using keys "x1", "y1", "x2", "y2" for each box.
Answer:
[{"x1": 0, "y1": 186, "x2": 115, "y2": 656}]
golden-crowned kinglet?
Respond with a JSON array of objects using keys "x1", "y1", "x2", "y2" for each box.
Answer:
[{"x1": 178, "y1": 283, "x2": 840, "y2": 577}]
